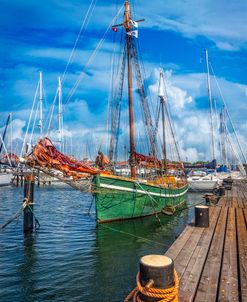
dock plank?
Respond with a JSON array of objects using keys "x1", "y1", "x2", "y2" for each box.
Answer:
[
  {"x1": 218, "y1": 196, "x2": 226, "y2": 207},
  {"x1": 237, "y1": 198, "x2": 244, "y2": 209},
  {"x1": 178, "y1": 207, "x2": 221, "y2": 302},
  {"x1": 243, "y1": 208, "x2": 247, "y2": 224},
  {"x1": 194, "y1": 206, "x2": 228, "y2": 302},
  {"x1": 231, "y1": 197, "x2": 238, "y2": 208},
  {"x1": 165, "y1": 226, "x2": 194, "y2": 260},
  {"x1": 236, "y1": 208, "x2": 247, "y2": 301},
  {"x1": 218, "y1": 208, "x2": 238, "y2": 302}
]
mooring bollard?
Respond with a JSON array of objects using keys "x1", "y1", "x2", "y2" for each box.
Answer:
[
  {"x1": 139, "y1": 255, "x2": 178, "y2": 302},
  {"x1": 195, "y1": 205, "x2": 209, "y2": 228},
  {"x1": 219, "y1": 186, "x2": 225, "y2": 196},
  {"x1": 23, "y1": 174, "x2": 34, "y2": 233}
]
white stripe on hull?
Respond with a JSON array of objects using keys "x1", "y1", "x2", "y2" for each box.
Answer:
[{"x1": 99, "y1": 183, "x2": 188, "y2": 198}]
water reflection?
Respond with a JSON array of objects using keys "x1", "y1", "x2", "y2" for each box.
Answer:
[
  {"x1": 17, "y1": 234, "x2": 37, "y2": 302},
  {"x1": 0, "y1": 185, "x2": 204, "y2": 302}
]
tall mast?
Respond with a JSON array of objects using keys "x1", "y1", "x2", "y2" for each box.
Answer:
[
  {"x1": 220, "y1": 107, "x2": 227, "y2": 165},
  {"x1": 124, "y1": 0, "x2": 136, "y2": 178},
  {"x1": 58, "y1": 76, "x2": 64, "y2": 153},
  {"x1": 39, "y1": 71, "x2": 43, "y2": 136},
  {"x1": 205, "y1": 49, "x2": 216, "y2": 161},
  {"x1": 10, "y1": 112, "x2": 13, "y2": 161},
  {"x1": 158, "y1": 70, "x2": 167, "y2": 171}
]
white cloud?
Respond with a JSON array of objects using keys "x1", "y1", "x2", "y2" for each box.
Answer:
[{"x1": 139, "y1": 0, "x2": 247, "y2": 51}]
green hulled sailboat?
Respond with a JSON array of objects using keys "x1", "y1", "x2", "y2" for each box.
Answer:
[{"x1": 93, "y1": 0, "x2": 188, "y2": 223}]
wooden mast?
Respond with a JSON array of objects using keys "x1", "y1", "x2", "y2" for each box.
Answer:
[{"x1": 124, "y1": 0, "x2": 136, "y2": 178}]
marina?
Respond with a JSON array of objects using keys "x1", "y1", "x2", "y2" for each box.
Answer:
[{"x1": 1, "y1": 0, "x2": 247, "y2": 301}]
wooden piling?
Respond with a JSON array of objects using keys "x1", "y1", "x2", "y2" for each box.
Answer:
[{"x1": 23, "y1": 174, "x2": 34, "y2": 233}]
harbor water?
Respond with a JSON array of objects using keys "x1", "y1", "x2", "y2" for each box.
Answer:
[{"x1": 0, "y1": 184, "x2": 204, "y2": 302}]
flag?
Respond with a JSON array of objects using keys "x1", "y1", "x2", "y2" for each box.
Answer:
[
  {"x1": 130, "y1": 20, "x2": 138, "y2": 28},
  {"x1": 127, "y1": 30, "x2": 138, "y2": 38},
  {"x1": 112, "y1": 27, "x2": 118, "y2": 32}
]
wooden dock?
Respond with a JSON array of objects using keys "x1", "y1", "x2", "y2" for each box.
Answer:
[{"x1": 165, "y1": 180, "x2": 247, "y2": 302}]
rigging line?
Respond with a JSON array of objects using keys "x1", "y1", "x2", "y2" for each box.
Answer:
[
  {"x1": 20, "y1": 81, "x2": 39, "y2": 159},
  {"x1": 61, "y1": 0, "x2": 96, "y2": 83},
  {"x1": 0, "y1": 133, "x2": 12, "y2": 166},
  {"x1": 64, "y1": 4, "x2": 124, "y2": 106},
  {"x1": 29, "y1": 101, "x2": 39, "y2": 146},
  {"x1": 45, "y1": 88, "x2": 59, "y2": 136},
  {"x1": 98, "y1": 30, "x2": 117, "y2": 153},
  {"x1": 163, "y1": 79, "x2": 182, "y2": 162},
  {"x1": 99, "y1": 224, "x2": 170, "y2": 248},
  {"x1": 43, "y1": 88, "x2": 57, "y2": 131},
  {"x1": 210, "y1": 62, "x2": 247, "y2": 164}
]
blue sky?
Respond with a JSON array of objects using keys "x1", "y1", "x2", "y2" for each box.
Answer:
[{"x1": 0, "y1": 0, "x2": 247, "y2": 162}]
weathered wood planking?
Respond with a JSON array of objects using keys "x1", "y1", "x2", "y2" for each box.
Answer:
[
  {"x1": 236, "y1": 208, "x2": 247, "y2": 301},
  {"x1": 231, "y1": 197, "x2": 238, "y2": 208},
  {"x1": 218, "y1": 208, "x2": 239, "y2": 302},
  {"x1": 165, "y1": 226, "x2": 194, "y2": 260},
  {"x1": 218, "y1": 196, "x2": 226, "y2": 207},
  {"x1": 178, "y1": 207, "x2": 221, "y2": 302},
  {"x1": 194, "y1": 206, "x2": 228, "y2": 302},
  {"x1": 162, "y1": 180, "x2": 247, "y2": 302},
  {"x1": 237, "y1": 198, "x2": 244, "y2": 209},
  {"x1": 170, "y1": 226, "x2": 204, "y2": 279}
]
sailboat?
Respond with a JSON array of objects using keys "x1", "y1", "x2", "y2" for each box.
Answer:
[
  {"x1": 187, "y1": 49, "x2": 221, "y2": 191},
  {"x1": 26, "y1": 0, "x2": 188, "y2": 222},
  {"x1": 0, "y1": 113, "x2": 13, "y2": 186},
  {"x1": 92, "y1": 0, "x2": 188, "y2": 223}
]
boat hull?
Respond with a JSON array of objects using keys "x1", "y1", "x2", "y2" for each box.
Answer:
[
  {"x1": 93, "y1": 175, "x2": 188, "y2": 223},
  {"x1": 188, "y1": 179, "x2": 220, "y2": 191}
]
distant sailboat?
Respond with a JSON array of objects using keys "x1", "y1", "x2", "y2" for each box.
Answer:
[{"x1": 188, "y1": 49, "x2": 221, "y2": 191}]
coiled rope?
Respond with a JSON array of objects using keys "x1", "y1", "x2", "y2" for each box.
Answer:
[{"x1": 125, "y1": 269, "x2": 179, "y2": 302}]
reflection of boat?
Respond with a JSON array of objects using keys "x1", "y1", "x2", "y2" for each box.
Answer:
[
  {"x1": 0, "y1": 172, "x2": 12, "y2": 186},
  {"x1": 93, "y1": 1, "x2": 188, "y2": 223}
]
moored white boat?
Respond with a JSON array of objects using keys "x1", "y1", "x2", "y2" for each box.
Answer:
[{"x1": 187, "y1": 171, "x2": 222, "y2": 191}]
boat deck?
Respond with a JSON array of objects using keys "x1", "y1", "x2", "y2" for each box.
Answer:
[{"x1": 165, "y1": 180, "x2": 247, "y2": 302}]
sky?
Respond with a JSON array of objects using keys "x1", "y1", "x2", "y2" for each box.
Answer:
[{"x1": 0, "y1": 0, "x2": 247, "y2": 162}]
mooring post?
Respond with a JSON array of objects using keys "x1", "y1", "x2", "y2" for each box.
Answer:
[
  {"x1": 219, "y1": 186, "x2": 225, "y2": 196},
  {"x1": 195, "y1": 205, "x2": 209, "y2": 228},
  {"x1": 23, "y1": 174, "x2": 34, "y2": 233},
  {"x1": 139, "y1": 255, "x2": 177, "y2": 302}
]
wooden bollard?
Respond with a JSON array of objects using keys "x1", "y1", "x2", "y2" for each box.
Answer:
[
  {"x1": 139, "y1": 255, "x2": 176, "y2": 302},
  {"x1": 23, "y1": 175, "x2": 34, "y2": 233},
  {"x1": 195, "y1": 205, "x2": 209, "y2": 228}
]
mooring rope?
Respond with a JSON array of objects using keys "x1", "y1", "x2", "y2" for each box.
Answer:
[
  {"x1": 99, "y1": 224, "x2": 171, "y2": 248},
  {"x1": 124, "y1": 269, "x2": 179, "y2": 302},
  {"x1": 0, "y1": 172, "x2": 40, "y2": 231}
]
